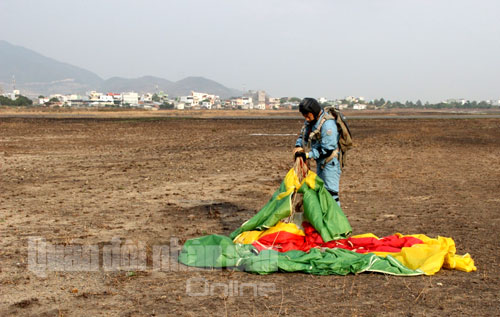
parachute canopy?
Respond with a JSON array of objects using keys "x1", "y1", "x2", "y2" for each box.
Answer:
[{"x1": 179, "y1": 168, "x2": 476, "y2": 276}]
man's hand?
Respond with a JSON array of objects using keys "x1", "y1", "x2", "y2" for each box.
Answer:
[
  {"x1": 293, "y1": 147, "x2": 304, "y2": 161},
  {"x1": 294, "y1": 151, "x2": 307, "y2": 161},
  {"x1": 293, "y1": 147, "x2": 304, "y2": 155}
]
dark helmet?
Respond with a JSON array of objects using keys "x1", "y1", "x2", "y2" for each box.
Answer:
[{"x1": 299, "y1": 98, "x2": 321, "y2": 118}]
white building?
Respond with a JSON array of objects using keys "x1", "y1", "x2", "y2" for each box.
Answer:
[
  {"x1": 108, "y1": 93, "x2": 122, "y2": 103},
  {"x1": 445, "y1": 98, "x2": 467, "y2": 105},
  {"x1": 191, "y1": 91, "x2": 218, "y2": 106},
  {"x1": 89, "y1": 91, "x2": 102, "y2": 101},
  {"x1": 180, "y1": 96, "x2": 194, "y2": 106},
  {"x1": 38, "y1": 97, "x2": 50, "y2": 104},
  {"x1": 268, "y1": 97, "x2": 280, "y2": 109},
  {"x1": 66, "y1": 94, "x2": 81, "y2": 101},
  {"x1": 201, "y1": 101, "x2": 212, "y2": 109},
  {"x1": 122, "y1": 92, "x2": 139, "y2": 106},
  {"x1": 43, "y1": 94, "x2": 67, "y2": 103},
  {"x1": 99, "y1": 95, "x2": 115, "y2": 106},
  {"x1": 141, "y1": 93, "x2": 153, "y2": 102},
  {"x1": 242, "y1": 97, "x2": 253, "y2": 109},
  {"x1": 5, "y1": 89, "x2": 20, "y2": 100},
  {"x1": 353, "y1": 104, "x2": 367, "y2": 110},
  {"x1": 487, "y1": 99, "x2": 500, "y2": 106}
]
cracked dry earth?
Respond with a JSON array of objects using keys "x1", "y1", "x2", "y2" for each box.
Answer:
[{"x1": 1, "y1": 116, "x2": 499, "y2": 316}]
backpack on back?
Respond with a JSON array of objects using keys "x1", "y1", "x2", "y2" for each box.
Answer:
[{"x1": 307, "y1": 106, "x2": 353, "y2": 168}]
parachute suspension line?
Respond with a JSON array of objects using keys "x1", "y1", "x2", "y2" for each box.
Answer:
[
  {"x1": 269, "y1": 229, "x2": 282, "y2": 251},
  {"x1": 268, "y1": 158, "x2": 310, "y2": 251},
  {"x1": 284, "y1": 157, "x2": 309, "y2": 225},
  {"x1": 294, "y1": 156, "x2": 309, "y2": 182},
  {"x1": 258, "y1": 158, "x2": 309, "y2": 251}
]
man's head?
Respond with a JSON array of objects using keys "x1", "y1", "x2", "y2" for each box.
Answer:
[{"x1": 299, "y1": 98, "x2": 321, "y2": 122}]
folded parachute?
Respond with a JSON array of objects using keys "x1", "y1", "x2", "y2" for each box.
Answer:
[{"x1": 179, "y1": 168, "x2": 476, "y2": 276}]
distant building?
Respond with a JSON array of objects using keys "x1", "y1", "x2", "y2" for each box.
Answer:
[
  {"x1": 201, "y1": 101, "x2": 212, "y2": 109},
  {"x1": 5, "y1": 89, "x2": 20, "y2": 100},
  {"x1": 99, "y1": 95, "x2": 114, "y2": 106},
  {"x1": 257, "y1": 90, "x2": 266, "y2": 104},
  {"x1": 191, "y1": 91, "x2": 218, "y2": 106},
  {"x1": 280, "y1": 102, "x2": 294, "y2": 110},
  {"x1": 122, "y1": 92, "x2": 139, "y2": 106},
  {"x1": 39, "y1": 97, "x2": 50, "y2": 104},
  {"x1": 344, "y1": 96, "x2": 364, "y2": 104},
  {"x1": 241, "y1": 96, "x2": 253, "y2": 109},
  {"x1": 244, "y1": 90, "x2": 266, "y2": 109},
  {"x1": 445, "y1": 98, "x2": 467, "y2": 105},
  {"x1": 157, "y1": 91, "x2": 169, "y2": 102},
  {"x1": 268, "y1": 97, "x2": 280, "y2": 109},
  {"x1": 231, "y1": 98, "x2": 240, "y2": 107},
  {"x1": 353, "y1": 104, "x2": 367, "y2": 110},
  {"x1": 67, "y1": 94, "x2": 81, "y2": 101},
  {"x1": 230, "y1": 97, "x2": 249, "y2": 108},
  {"x1": 180, "y1": 96, "x2": 194, "y2": 107},
  {"x1": 345, "y1": 96, "x2": 356, "y2": 103},
  {"x1": 46, "y1": 94, "x2": 67, "y2": 102},
  {"x1": 89, "y1": 91, "x2": 102, "y2": 101},
  {"x1": 141, "y1": 93, "x2": 153, "y2": 102},
  {"x1": 107, "y1": 93, "x2": 122, "y2": 105}
]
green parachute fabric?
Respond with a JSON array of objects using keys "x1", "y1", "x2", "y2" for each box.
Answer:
[{"x1": 179, "y1": 234, "x2": 422, "y2": 276}]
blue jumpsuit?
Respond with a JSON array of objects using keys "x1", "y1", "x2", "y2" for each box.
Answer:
[{"x1": 295, "y1": 110, "x2": 342, "y2": 204}]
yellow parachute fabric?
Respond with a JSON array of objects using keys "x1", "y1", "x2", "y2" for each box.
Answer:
[
  {"x1": 276, "y1": 168, "x2": 317, "y2": 200},
  {"x1": 363, "y1": 233, "x2": 477, "y2": 275},
  {"x1": 233, "y1": 222, "x2": 305, "y2": 244}
]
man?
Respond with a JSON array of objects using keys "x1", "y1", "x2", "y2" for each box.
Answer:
[{"x1": 294, "y1": 98, "x2": 342, "y2": 205}]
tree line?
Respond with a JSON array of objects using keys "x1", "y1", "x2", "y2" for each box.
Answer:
[
  {"x1": 368, "y1": 98, "x2": 495, "y2": 109},
  {"x1": 0, "y1": 95, "x2": 33, "y2": 106}
]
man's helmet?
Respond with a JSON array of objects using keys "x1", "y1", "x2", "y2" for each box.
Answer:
[{"x1": 299, "y1": 98, "x2": 321, "y2": 118}]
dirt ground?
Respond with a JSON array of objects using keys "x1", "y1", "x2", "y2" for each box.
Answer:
[{"x1": 1, "y1": 114, "x2": 499, "y2": 316}]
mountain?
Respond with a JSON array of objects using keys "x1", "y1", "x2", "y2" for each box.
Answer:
[
  {"x1": 170, "y1": 76, "x2": 242, "y2": 98},
  {"x1": 0, "y1": 40, "x2": 241, "y2": 98},
  {"x1": 98, "y1": 76, "x2": 241, "y2": 98},
  {"x1": 99, "y1": 76, "x2": 173, "y2": 94},
  {"x1": 0, "y1": 40, "x2": 103, "y2": 95}
]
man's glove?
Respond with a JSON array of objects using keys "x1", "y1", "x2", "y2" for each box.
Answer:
[
  {"x1": 293, "y1": 147, "x2": 304, "y2": 155},
  {"x1": 294, "y1": 151, "x2": 307, "y2": 161},
  {"x1": 293, "y1": 147, "x2": 304, "y2": 161}
]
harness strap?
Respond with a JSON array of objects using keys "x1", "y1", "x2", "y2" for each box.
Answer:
[
  {"x1": 327, "y1": 190, "x2": 340, "y2": 202},
  {"x1": 320, "y1": 148, "x2": 339, "y2": 169},
  {"x1": 304, "y1": 111, "x2": 341, "y2": 169},
  {"x1": 307, "y1": 112, "x2": 333, "y2": 147}
]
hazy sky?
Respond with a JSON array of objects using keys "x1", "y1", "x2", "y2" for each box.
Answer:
[{"x1": 1, "y1": 0, "x2": 499, "y2": 101}]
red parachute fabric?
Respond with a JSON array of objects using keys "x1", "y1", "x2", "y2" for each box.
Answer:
[{"x1": 252, "y1": 222, "x2": 424, "y2": 253}]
